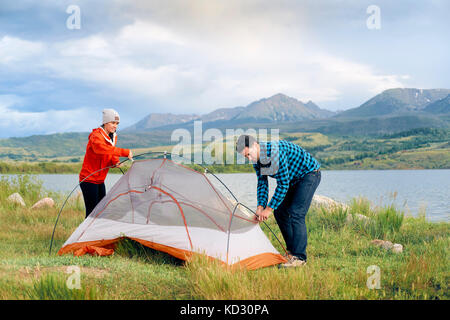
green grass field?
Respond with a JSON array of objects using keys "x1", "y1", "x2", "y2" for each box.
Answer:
[{"x1": 0, "y1": 175, "x2": 448, "y2": 300}]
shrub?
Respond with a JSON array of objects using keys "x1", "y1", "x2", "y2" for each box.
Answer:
[
  {"x1": 349, "y1": 197, "x2": 372, "y2": 216},
  {"x1": 314, "y1": 206, "x2": 349, "y2": 231},
  {"x1": 353, "y1": 204, "x2": 404, "y2": 239},
  {"x1": 375, "y1": 204, "x2": 404, "y2": 234}
]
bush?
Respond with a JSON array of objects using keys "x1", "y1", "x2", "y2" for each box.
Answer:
[
  {"x1": 374, "y1": 204, "x2": 404, "y2": 234},
  {"x1": 352, "y1": 204, "x2": 404, "y2": 239},
  {"x1": 313, "y1": 206, "x2": 349, "y2": 231},
  {"x1": 349, "y1": 197, "x2": 372, "y2": 216}
]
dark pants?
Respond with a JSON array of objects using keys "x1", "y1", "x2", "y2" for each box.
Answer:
[
  {"x1": 80, "y1": 182, "x2": 106, "y2": 218},
  {"x1": 274, "y1": 170, "x2": 321, "y2": 261}
]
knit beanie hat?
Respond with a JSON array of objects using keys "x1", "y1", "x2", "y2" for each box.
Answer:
[{"x1": 102, "y1": 108, "x2": 120, "y2": 124}]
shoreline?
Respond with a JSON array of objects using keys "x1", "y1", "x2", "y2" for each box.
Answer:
[
  {"x1": 1, "y1": 161, "x2": 449, "y2": 175},
  {"x1": 2, "y1": 170, "x2": 449, "y2": 223}
]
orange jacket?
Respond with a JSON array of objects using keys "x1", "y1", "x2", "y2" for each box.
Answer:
[{"x1": 79, "y1": 127, "x2": 130, "y2": 184}]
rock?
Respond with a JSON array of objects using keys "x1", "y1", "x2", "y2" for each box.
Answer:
[
  {"x1": 371, "y1": 239, "x2": 384, "y2": 247},
  {"x1": 370, "y1": 239, "x2": 403, "y2": 253},
  {"x1": 31, "y1": 197, "x2": 55, "y2": 210},
  {"x1": 7, "y1": 193, "x2": 26, "y2": 207},
  {"x1": 392, "y1": 243, "x2": 403, "y2": 253},
  {"x1": 370, "y1": 239, "x2": 393, "y2": 250},
  {"x1": 381, "y1": 241, "x2": 394, "y2": 250},
  {"x1": 312, "y1": 195, "x2": 349, "y2": 210},
  {"x1": 346, "y1": 212, "x2": 371, "y2": 225}
]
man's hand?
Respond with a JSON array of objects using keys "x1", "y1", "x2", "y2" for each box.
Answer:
[
  {"x1": 255, "y1": 206, "x2": 273, "y2": 222},
  {"x1": 256, "y1": 205, "x2": 264, "y2": 216}
]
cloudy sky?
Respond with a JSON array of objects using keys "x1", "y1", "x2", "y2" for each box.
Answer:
[{"x1": 0, "y1": 0, "x2": 448, "y2": 138}]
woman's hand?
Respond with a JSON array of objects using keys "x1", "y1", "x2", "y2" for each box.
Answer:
[{"x1": 128, "y1": 150, "x2": 134, "y2": 161}]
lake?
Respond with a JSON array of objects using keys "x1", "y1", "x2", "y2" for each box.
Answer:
[{"x1": 2, "y1": 169, "x2": 449, "y2": 222}]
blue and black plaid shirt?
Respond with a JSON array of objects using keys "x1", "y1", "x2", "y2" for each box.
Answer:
[{"x1": 253, "y1": 140, "x2": 320, "y2": 210}]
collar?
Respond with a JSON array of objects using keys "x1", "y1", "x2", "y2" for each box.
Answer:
[
  {"x1": 257, "y1": 142, "x2": 272, "y2": 168},
  {"x1": 99, "y1": 127, "x2": 116, "y2": 146}
]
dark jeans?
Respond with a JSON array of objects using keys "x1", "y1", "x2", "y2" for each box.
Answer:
[
  {"x1": 274, "y1": 170, "x2": 321, "y2": 261},
  {"x1": 80, "y1": 181, "x2": 106, "y2": 218}
]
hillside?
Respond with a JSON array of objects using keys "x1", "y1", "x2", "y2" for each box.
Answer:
[
  {"x1": 201, "y1": 106, "x2": 246, "y2": 122},
  {"x1": 0, "y1": 132, "x2": 89, "y2": 161},
  {"x1": 424, "y1": 94, "x2": 450, "y2": 114},
  {"x1": 301, "y1": 128, "x2": 450, "y2": 170},
  {"x1": 1, "y1": 128, "x2": 449, "y2": 172},
  {"x1": 337, "y1": 88, "x2": 450, "y2": 118}
]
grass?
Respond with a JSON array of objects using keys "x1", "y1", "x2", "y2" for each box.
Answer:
[
  {"x1": 23, "y1": 273, "x2": 100, "y2": 300},
  {"x1": 0, "y1": 175, "x2": 448, "y2": 300}
]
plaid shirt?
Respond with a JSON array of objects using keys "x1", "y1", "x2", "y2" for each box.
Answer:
[{"x1": 253, "y1": 140, "x2": 320, "y2": 210}]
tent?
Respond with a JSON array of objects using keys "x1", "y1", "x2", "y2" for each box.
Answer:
[{"x1": 58, "y1": 159, "x2": 287, "y2": 269}]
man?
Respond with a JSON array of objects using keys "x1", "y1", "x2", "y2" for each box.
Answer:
[
  {"x1": 79, "y1": 108, "x2": 133, "y2": 218},
  {"x1": 236, "y1": 135, "x2": 321, "y2": 267}
]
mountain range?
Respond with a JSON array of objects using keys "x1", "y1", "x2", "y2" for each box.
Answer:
[
  {"x1": 336, "y1": 88, "x2": 450, "y2": 118},
  {"x1": 0, "y1": 88, "x2": 449, "y2": 161},
  {"x1": 122, "y1": 89, "x2": 450, "y2": 133},
  {"x1": 122, "y1": 93, "x2": 335, "y2": 132}
]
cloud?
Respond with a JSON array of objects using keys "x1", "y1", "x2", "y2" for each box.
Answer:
[
  {"x1": 116, "y1": 20, "x2": 186, "y2": 47},
  {"x1": 32, "y1": 17, "x2": 408, "y2": 113},
  {"x1": 1, "y1": 20, "x2": 410, "y2": 120},
  {"x1": 4, "y1": 0, "x2": 440, "y2": 137},
  {"x1": 0, "y1": 95, "x2": 98, "y2": 138},
  {"x1": 0, "y1": 36, "x2": 45, "y2": 64}
]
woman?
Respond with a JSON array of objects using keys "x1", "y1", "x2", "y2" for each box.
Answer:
[{"x1": 79, "y1": 108, "x2": 133, "y2": 218}]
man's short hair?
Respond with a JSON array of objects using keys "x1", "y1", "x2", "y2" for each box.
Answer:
[{"x1": 236, "y1": 135, "x2": 258, "y2": 153}]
